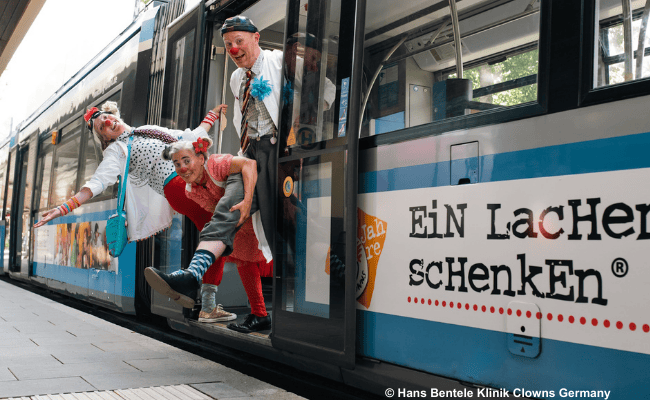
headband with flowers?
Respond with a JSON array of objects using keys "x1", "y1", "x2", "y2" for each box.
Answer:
[{"x1": 193, "y1": 138, "x2": 209, "y2": 154}]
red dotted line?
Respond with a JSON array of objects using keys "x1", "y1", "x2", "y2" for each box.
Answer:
[{"x1": 407, "y1": 296, "x2": 650, "y2": 333}]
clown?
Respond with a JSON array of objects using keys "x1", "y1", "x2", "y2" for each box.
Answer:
[
  {"x1": 144, "y1": 137, "x2": 271, "y2": 329},
  {"x1": 34, "y1": 101, "x2": 238, "y2": 322}
]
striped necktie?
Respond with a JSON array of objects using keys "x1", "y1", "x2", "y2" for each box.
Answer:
[{"x1": 240, "y1": 70, "x2": 253, "y2": 152}]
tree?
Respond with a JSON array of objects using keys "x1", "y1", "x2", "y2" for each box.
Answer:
[{"x1": 450, "y1": 49, "x2": 539, "y2": 107}]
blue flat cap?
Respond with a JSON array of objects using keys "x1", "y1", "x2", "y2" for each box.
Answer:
[{"x1": 221, "y1": 16, "x2": 258, "y2": 36}]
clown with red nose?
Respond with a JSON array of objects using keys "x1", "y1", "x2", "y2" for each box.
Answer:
[{"x1": 217, "y1": 15, "x2": 281, "y2": 333}]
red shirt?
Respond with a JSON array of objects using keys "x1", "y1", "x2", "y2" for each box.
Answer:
[{"x1": 185, "y1": 154, "x2": 266, "y2": 263}]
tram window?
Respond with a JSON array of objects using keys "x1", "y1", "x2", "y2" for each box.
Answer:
[
  {"x1": 274, "y1": 0, "x2": 342, "y2": 149},
  {"x1": 361, "y1": 0, "x2": 541, "y2": 136},
  {"x1": 81, "y1": 123, "x2": 113, "y2": 201},
  {"x1": 49, "y1": 121, "x2": 81, "y2": 208},
  {"x1": 6, "y1": 151, "x2": 16, "y2": 221},
  {"x1": 34, "y1": 142, "x2": 53, "y2": 212},
  {"x1": 595, "y1": 0, "x2": 650, "y2": 87},
  {"x1": 0, "y1": 166, "x2": 5, "y2": 214},
  {"x1": 0, "y1": 148, "x2": 8, "y2": 216},
  {"x1": 20, "y1": 139, "x2": 37, "y2": 264},
  {"x1": 83, "y1": 91, "x2": 121, "y2": 201},
  {"x1": 162, "y1": 30, "x2": 195, "y2": 130}
]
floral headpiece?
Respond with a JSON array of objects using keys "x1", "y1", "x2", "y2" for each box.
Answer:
[
  {"x1": 193, "y1": 138, "x2": 209, "y2": 154},
  {"x1": 84, "y1": 107, "x2": 103, "y2": 131}
]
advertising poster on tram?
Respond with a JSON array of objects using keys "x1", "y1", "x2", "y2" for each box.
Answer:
[
  {"x1": 357, "y1": 167, "x2": 650, "y2": 356},
  {"x1": 34, "y1": 219, "x2": 115, "y2": 272}
]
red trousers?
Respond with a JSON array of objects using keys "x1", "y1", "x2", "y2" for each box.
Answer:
[
  {"x1": 210, "y1": 257, "x2": 272, "y2": 317},
  {"x1": 164, "y1": 175, "x2": 268, "y2": 316}
]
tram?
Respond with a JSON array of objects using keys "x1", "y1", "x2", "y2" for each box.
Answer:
[{"x1": 1, "y1": 0, "x2": 648, "y2": 398}]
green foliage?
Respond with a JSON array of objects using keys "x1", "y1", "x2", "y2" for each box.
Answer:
[{"x1": 449, "y1": 49, "x2": 539, "y2": 106}]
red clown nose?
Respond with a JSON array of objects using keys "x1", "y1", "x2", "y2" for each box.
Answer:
[
  {"x1": 229, "y1": 47, "x2": 239, "y2": 55},
  {"x1": 179, "y1": 167, "x2": 188, "y2": 174},
  {"x1": 105, "y1": 119, "x2": 112, "y2": 127}
]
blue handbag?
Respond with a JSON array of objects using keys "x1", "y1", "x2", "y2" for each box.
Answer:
[{"x1": 106, "y1": 136, "x2": 133, "y2": 257}]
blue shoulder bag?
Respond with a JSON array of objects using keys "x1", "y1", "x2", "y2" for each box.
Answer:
[{"x1": 106, "y1": 136, "x2": 134, "y2": 257}]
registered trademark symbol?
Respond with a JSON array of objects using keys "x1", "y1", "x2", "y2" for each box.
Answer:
[{"x1": 611, "y1": 258, "x2": 628, "y2": 278}]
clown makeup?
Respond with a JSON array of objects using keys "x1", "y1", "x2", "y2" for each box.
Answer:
[
  {"x1": 223, "y1": 31, "x2": 261, "y2": 69},
  {"x1": 93, "y1": 113, "x2": 126, "y2": 142},
  {"x1": 172, "y1": 148, "x2": 206, "y2": 185}
]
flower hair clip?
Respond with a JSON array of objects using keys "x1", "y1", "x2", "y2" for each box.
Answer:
[
  {"x1": 84, "y1": 107, "x2": 102, "y2": 130},
  {"x1": 84, "y1": 107, "x2": 100, "y2": 122},
  {"x1": 193, "y1": 138, "x2": 209, "y2": 154}
]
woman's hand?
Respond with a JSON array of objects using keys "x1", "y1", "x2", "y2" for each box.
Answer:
[
  {"x1": 34, "y1": 208, "x2": 62, "y2": 228},
  {"x1": 213, "y1": 104, "x2": 228, "y2": 115},
  {"x1": 200, "y1": 104, "x2": 229, "y2": 132},
  {"x1": 230, "y1": 198, "x2": 252, "y2": 226}
]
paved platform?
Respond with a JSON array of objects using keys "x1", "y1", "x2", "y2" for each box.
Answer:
[{"x1": 0, "y1": 279, "x2": 305, "y2": 400}]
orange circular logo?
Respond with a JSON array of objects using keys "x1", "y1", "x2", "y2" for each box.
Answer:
[{"x1": 283, "y1": 176, "x2": 294, "y2": 197}]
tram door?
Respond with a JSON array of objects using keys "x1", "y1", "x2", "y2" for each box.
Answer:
[
  {"x1": 272, "y1": 0, "x2": 364, "y2": 368},
  {"x1": 0, "y1": 148, "x2": 10, "y2": 273},
  {"x1": 153, "y1": 1, "x2": 206, "y2": 317},
  {"x1": 9, "y1": 136, "x2": 37, "y2": 277}
]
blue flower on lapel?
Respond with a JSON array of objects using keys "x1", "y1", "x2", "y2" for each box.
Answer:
[{"x1": 250, "y1": 75, "x2": 272, "y2": 101}]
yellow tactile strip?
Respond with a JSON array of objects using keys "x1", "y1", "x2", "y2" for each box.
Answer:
[{"x1": 1, "y1": 384, "x2": 213, "y2": 400}]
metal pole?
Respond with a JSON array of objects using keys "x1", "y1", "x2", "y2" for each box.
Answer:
[
  {"x1": 358, "y1": 36, "x2": 406, "y2": 135},
  {"x1": 449, "y1": 0, "x2": 463, "y2": 79},
  {"x1": 218, "y1": 54, "x2": 229, "y2": 154},
  {"x1": 635, "y1": 0, "x2": 650, "y2": 79},
  {"x1": 389, "y1": 7, "x2": 538, "y2": 65},
  {"x1": 426, "y1": 19, "x2": 451, "y2": 46},
  {"x1": 622, "y1": 0, "x2": 634, "y2": 81}
]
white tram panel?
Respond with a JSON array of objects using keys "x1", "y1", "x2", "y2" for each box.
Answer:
[{"x1": 359, "y1": 166, "x2": 650, "y2": 356}]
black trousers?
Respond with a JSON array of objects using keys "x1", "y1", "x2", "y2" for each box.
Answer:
[{"x1": 244, "y1": 135, "x2": 277, "y2": 250}]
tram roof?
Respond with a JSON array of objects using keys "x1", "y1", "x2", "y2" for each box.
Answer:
[{"x1": 0, "y1": 0, "x2": 47, "y2": 77}]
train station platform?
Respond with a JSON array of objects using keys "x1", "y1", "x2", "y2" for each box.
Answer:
[{"x1": 0, "y1": 278, "x2": 305, "y2": 400}]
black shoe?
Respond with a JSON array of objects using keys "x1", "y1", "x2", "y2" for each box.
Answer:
[
  {"x1": 227, "y1": 313, "x2": 271, "y2": 333},
  {"x1": 144, "y1": 267, "x2": 199, "y2": 309}
]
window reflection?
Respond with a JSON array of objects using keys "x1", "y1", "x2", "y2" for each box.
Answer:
[
  {"x1": 163, "y1": 31, "x2": 195, "y2": 130},
  {"x1": 596, "y1": 0, "x2": 650, "y2": 87},
  {"x1": 281, "y1": 1, "x2": 339, "y2": 152},
  {"x1": 0, "y1": 156, "x2": 6, "y2": 216},
  {"x1": 36, "y1": 150, "x2": 53, "y2": 211},
  {"x1": 50, "y1": 122, "x2": 81, "y2": 207}
]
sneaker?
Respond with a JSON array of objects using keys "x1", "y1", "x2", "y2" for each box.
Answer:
[
  {"x1": 144, "y1": 267, "x2": 199, "y2": 309},
  {"x1": 198, "y1": 304, "x2": 237, "y2": 322}
]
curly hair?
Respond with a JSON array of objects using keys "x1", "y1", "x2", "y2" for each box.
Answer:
[{"x1": 161, "y1": 136, "x2": 214, "y2": 161}]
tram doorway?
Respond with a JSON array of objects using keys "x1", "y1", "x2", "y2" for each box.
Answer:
[
  {"x1": 9, "y1": 137, "x2": 37, "y2": 278},
  {"x1": 152, "y1": 0, "x2": 362, "y2": 370}
]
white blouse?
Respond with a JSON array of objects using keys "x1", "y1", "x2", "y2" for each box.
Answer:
[{"x1": 82, "y1": 125, "x2": 208, "y2": 241}]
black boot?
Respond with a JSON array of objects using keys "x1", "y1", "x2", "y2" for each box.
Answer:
[
  {"x1": 227, "y1": 313, "x2": 271, "y2": 333},
  {"x1": 144, "y1": 267, "x2": 199, "y2": 309}
]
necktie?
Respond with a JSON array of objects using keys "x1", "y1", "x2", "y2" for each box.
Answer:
[{"x1": 240, "y1": 70, "x2": 253, "y2": 152}]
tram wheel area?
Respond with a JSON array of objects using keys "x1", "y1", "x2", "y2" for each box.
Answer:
[{"x1": 0, "y1": 275, "x2": 381, "y2": 400}]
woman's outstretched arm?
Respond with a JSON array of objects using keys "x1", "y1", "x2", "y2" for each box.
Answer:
[{"x1": 34, "y1": 187, "x2": 93, "y2": 228}]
